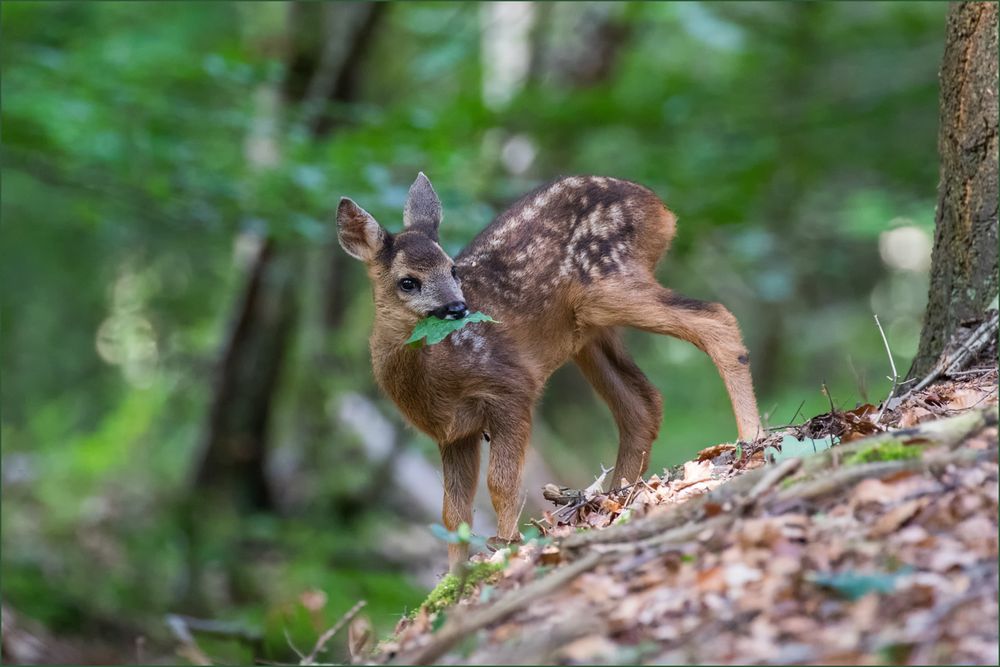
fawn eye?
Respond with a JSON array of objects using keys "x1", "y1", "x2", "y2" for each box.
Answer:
[
  {"x1": 451, "y1": 266, "x2": 458, "y2": 279},
  {"x1": 398, "y1": 277, "x2": 420, "y2": 292}
]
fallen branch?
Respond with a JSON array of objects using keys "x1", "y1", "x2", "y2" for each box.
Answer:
[
  {"x1": 561, "y1": 405, "x2": 997, "y2": 552},
  {"x1": 591, "y1": 514, "x2": 732, "y2": 555},
  {"x1": 772, "y1": 445, "x2": 998, "y2": 507},
  {"x1": 301, "y1": 600, "x2": 367, "y2": 665},
  {"x1": 743, "y1": 457, "x2": 803, "y2": 506},
  {"x1": 590, "y1": 459, "x2": 802, "y2": 556},
  {"x1": 467, "y1": 617, "x2": 603, "y2": 665},
  {"x1": 392, "y1": 551, "x2": 607, "y2": 665},
  {"x1": 907, "y1": 309, "x2": 999, "y2": 398}
]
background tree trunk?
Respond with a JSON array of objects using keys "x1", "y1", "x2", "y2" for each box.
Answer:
[
  {"x1": 194, "y1": 239, "x2": 297, "y2": 512},
  {"x1": 193, "y1": 2, "x2": 385, "y2": 510},
  {"x1": 910, "y1": 2, "x2": 998, "y2": 379}
]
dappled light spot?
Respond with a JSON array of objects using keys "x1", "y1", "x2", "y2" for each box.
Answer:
[{"x1": 879, "y1": 223, "x2": 932, "y2": 272}]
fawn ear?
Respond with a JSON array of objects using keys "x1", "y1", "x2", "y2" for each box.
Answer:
[
  {"x1": 338, "y1": 198, "x2": 388, "y2": 262},
  {"x1": 403, "y1": 172, "x2": 442, "y2": 241}
]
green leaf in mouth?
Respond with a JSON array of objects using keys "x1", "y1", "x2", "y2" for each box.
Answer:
[{"x1": 405, "y1": 312, "x2": 498, "y2": 348}]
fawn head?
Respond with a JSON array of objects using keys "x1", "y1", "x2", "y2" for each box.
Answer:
[{"x1": 338, "y1": 173, "x2": 467, "y2": 322}]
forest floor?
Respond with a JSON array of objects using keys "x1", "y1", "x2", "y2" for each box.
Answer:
[{"x1": 377, "y1": 367, "x2": 999, "y2": 666}]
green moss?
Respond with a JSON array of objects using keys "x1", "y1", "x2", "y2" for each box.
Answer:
[
  {"x1": 846, "y1": 440, "x2": 922, "y2": 465},
  {"x1": 409, "y1": 561, "x2": 504, "y2": 618}
]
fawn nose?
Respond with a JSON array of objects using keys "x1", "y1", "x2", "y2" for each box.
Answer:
[{"x1": 432, "y1": 301, "x2": 468, "y2": 320}]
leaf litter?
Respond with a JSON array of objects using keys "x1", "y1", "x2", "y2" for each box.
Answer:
[{"x1": 375, "y1": 368, "x2": 999, "y2": 665}]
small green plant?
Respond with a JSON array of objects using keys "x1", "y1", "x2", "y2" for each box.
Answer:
[
  {"x1": 429, "y1": 521, "x2": 486, "y2": 549},
  {"x1": 808, "y1": 567, "x2": 913, "y2": 601},
  {"x1": 409, "y1": 561, "x2": 504, "y2": 618},
  {"x1": 405, "y1": 312, "x2": 498, "y2": 348},
  {"x1": 613, "y1": 508, "x2": 633, "y2": 525},
  {"x1": 846, "y1": 440, "x2": 921, "y2": 465}
]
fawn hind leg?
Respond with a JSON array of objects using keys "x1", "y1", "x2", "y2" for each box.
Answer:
[
  {"x1": 484, "y1": 405, "x2": 532, "y2": 546},
  {"x1": 578, "y1": 279, "x2": 763, "y2": 442},
  {"x1": 575, "y1": 329, "x2": 663, "y2": 487},
  {"x1": 440, "y1": 434, "x2": 481, "y2": 573}
]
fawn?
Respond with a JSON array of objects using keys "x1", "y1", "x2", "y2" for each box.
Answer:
[{"x1": 338, "y1": 173, "x2": 761, "y2": 571}]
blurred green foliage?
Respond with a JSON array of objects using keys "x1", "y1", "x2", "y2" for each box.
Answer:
[{"x1": 2, "y1": 1, "x2": 945, "y2": 662}]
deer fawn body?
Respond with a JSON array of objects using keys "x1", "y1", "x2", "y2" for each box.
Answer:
[{"x1": 338, "y1": 174, "x2": 761, "y2": 571}]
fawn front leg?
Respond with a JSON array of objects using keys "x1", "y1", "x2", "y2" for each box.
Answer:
[
  {"x1": 440, "y1": 434, "x2": 481, "y2": 574},
  {"x1": 485, "y1": 411, "x2": 531, "y2": 544}
]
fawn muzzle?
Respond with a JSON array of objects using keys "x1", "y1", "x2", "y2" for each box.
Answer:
[{"x1": 431, "y1": 301, "x2": 468, "y2": 320}]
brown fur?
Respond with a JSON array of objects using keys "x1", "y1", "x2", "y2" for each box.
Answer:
[{"x1": 338, "y1": 173, "x2": 762, "y2": 572}]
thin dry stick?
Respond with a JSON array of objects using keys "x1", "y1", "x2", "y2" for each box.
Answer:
[
  {"x1": 301, "y1": 600, "x2": 368, "y2": 665},
  {"x1": 761, "y1": 402, "x2": 779, "y2": 430},
  {"x1": 906, "y1": 309, "x2": 999, "y2": 398},
  {"x1": 284, "y1": 628, "x2": 306, "y2": 662},
  {"x1": 847, "y1": 354, "x2": 869, "y2": 403},
  {"x1": 874, "y1": 313, "x2": 899, "y2": 425},
  {"x1": 765, "y1": 400, "x2": 808, "y2": 432},
  {"x1": 514, "y1": 491, "x2": 529, "y2": 532},
  {"x1": 166, "y1": 615, "x2": 213, "y2": 666},
  {"x1": 947, "y1": 368, "x2": 999, "y2": 377}
]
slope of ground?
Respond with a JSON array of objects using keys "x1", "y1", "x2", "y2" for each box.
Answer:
[{"x1": 378, "y1": 369, "x2": 998, "y2": 665}]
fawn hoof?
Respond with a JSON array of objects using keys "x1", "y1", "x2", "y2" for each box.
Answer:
[{"x1": 486, "y1": 534, "x2": 523, "y2": 552}]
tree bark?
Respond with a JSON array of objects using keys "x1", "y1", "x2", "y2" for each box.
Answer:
[
  {"x1": 194, "y1": 239, "x2": 297, "y2": 511},
  {"x1": 910, "y1": 2, "x2": 998, "y2": 379}
]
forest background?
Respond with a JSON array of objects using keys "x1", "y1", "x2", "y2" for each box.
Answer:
[{"x1": 1, "y1": 1, "x2": 955, "y2": 663}]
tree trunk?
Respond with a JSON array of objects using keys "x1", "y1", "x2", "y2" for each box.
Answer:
[
  {"x1": 193, "y1": 2, "x2": 385, "y2": 509},
  {"x1": 194, "y1": 239, "x2": 298, "y2": 512},
  {"x1": 910, "y1": 2, "x2": 998, "y2": 379}
]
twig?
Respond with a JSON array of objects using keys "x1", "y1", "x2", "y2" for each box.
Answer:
[
  {"x1": 165, "y1": 615, "x2": 263, "y2": 647},
  {"x1": 301, "y1": 600, "x2": 367, "y2": 665},
  {"x1": 466, "y1": 617, "x2": 602, "y2": 665},
  {"x1": 874, "y1": 313, "x2": 899, "y2": 425},
  {"x1": 946, "y1": 367, "x2": 998, "y2": 378},
  {"x1": 847, "y1": 354, "x2": 869, "y2": 403},
  {"x1": 762, "y1": 403, "x2": 779, "y2": 430},
  {"x1": 392, "y1": 552, "x2": 607, "y2": 665},
  {"x1": 591, "y1": 458, "x2": 802, "y2": 553},
  {"x1": 767, "y1": 400, "x2": 810, "y2": 431},
  {"x1": 821, "y1": 380, "x2": 836, "y2": 415},
  {"x1": 906, "y1": 309, "x2": 999, "y2": 398},
  {"x1": 743, "y1": 457, "x2": 803, "y2": 505},
  {"x1": 944, "y1": 310, "x2": 999, "y2": 375},
  {"x1": 773, "y1": 445, "x2": 997, "y2": 506},
  {"x1": 284, "y1": 628, "x2": 306, "y2": 662},
  {"x1": 166, "y1": 615, "x2": 213, "y2": 666},
  {"x1": 515, "y1": 491, "x2": 529, "y2": 532},
  {"x1": 591, "y1": 514, "x2": 732, "y2": 554},
  {"x1": 561, "y1": 406, "x2": 997, "y2": 551}
]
